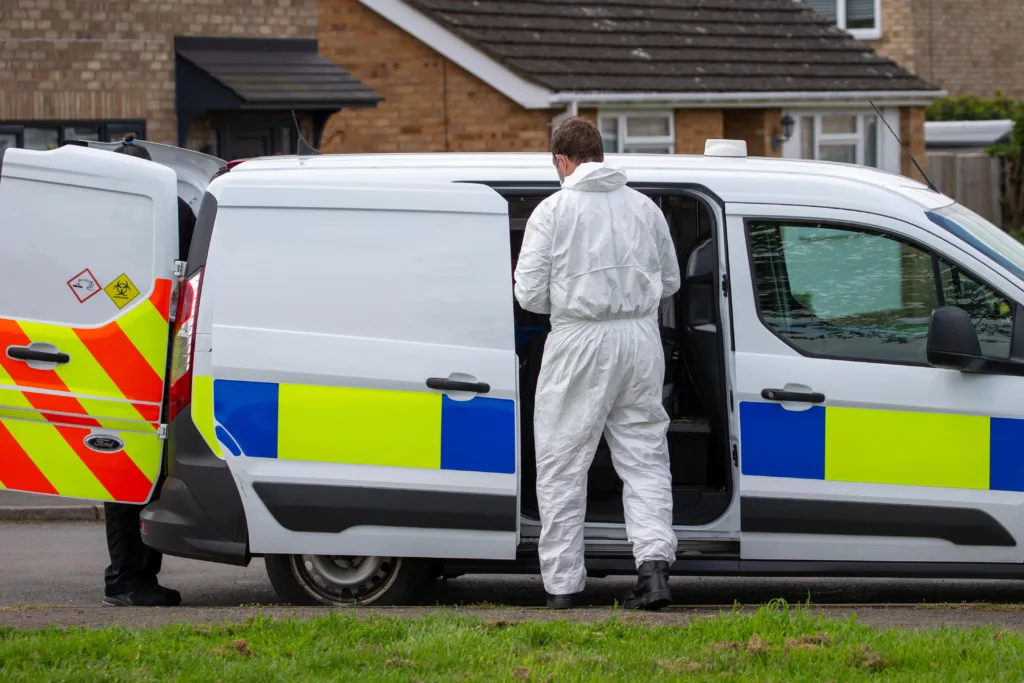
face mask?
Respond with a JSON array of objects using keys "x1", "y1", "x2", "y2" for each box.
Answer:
[{"x1": 553, "y1": 156, "x2": 568, "y2": 184}]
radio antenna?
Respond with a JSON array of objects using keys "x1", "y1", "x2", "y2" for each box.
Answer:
[
  {"x1": 292, "y1": 110, "x2": 321, "y2": 157},
  {"x1": 869, "y1": 100, "x2": 936, "y2": 191}
]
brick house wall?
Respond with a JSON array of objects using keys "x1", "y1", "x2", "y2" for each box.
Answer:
[
  {"x1": 675, "y1": 110, "x2": 725, "y2": 155},
  {"x1": 900, "y1": 106, "x2": 927, "y2": 180},
  {"x1": 868, "y1": 0, "x2": 1024, "y2": 99},
  {"x1": 0, "y1": 0, "x2": 318, "y2": 146},
  {"x1": 317, "y1": 0, "x2": 553, "y2": 153}
]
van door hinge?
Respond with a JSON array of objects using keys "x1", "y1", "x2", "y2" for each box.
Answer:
[
  {"x1": 731, "y1": 444, "x2": 738, "y2": 468},
  {"x1": 721, "y1": 274, "x2": 730, "y2": 297},
  {"x1": 173, "y1": 260, "x2": 187, "y2": 277},
  {"x1": 157, "y1": 424, "x2": 168, "y2": 440}
]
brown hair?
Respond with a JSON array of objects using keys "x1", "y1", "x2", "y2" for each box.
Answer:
[
  {"x1": 551, "y1": 116, "x2": 604, "y2": 164},
  {"x1": 112, "y1": 132, "x2": 152, "y2": 161}
]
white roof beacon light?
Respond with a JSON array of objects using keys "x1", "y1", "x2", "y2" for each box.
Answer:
[{"x1": 704, "y1": 139, "x2": 748, "y2": 158}]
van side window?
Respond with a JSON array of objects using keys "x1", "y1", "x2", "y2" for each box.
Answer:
[
  {"x1": 747, "y1": 221, "x2": 1014, "y2": 364},
  {"x1": 938, "y1": 261, "x2": 1015, "y2": 359}
]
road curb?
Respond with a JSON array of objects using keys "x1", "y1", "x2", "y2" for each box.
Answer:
[{"x1": 0, "y1": 505, "x2": 105, "y2": 522}]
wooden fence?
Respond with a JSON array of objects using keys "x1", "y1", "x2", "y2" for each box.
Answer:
[{"x1": 925, "y1": 152, "x2": 1003, "y2": 226}]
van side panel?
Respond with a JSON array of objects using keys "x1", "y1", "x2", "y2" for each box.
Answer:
[{"x1": 202, "y1": 180, "x2": 519, "y2": 560}]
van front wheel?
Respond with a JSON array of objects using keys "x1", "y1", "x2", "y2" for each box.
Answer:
[{"x1": 265, "y1": 554, "x2": 429, "y2": 606}]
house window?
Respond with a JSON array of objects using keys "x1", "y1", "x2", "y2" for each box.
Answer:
[
  {"x1": 801, "y1": 0, "x2": 882, "y2": 40},
  {"x1": 794, "y1": 113, "x2": 880, "y2": 168},
  {"x1": 598, "y1": 113, "x2": 674, "y2": 154},
  {"x1": 0, "y1": 121, "x2": 147, "y2": 152}
]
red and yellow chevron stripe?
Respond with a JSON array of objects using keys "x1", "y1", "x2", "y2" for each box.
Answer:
[{"x1": 0, "y1": 280, "x2": 172, "y2": 503}]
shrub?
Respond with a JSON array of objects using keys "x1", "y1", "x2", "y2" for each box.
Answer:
[{"x1": 927, "y1": 92, "x2": 1024, "y2": 230}]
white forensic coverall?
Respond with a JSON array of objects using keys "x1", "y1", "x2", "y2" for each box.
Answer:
[{"x1": 514, "y1": 162, "x2": 681, "y2": 596}]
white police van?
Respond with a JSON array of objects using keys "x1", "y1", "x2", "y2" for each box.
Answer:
[{"x1": 2, "y1": 139, "x2": 1023, "y2": 606}]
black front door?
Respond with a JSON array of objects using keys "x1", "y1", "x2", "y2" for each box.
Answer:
[
  {"x1": 214, "y1": 115, "x2": 293, "y2": 161},
  {"x1": 224, "y1": 127, "x2": 273, "y2": 160}
]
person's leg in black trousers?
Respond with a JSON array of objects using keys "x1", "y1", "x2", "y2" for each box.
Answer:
[{"x1": 103, "y1": 498, "x2": 181, "y2": 606}]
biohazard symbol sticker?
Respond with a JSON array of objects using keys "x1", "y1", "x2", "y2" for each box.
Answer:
[{"x1": 104, "y1": 273, "x2": 141, "y2": 309}]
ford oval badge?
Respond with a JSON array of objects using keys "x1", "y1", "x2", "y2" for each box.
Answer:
[{"x1": 84, "y1": 434, "x2": 125, "y2": 453}]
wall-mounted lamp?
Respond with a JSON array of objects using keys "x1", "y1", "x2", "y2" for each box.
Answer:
[{"x1": 771, "y1": 114, "x2": 796, "y2": 153}]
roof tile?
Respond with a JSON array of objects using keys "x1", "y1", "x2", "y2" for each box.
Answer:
[{"x1": 407, "y1": 0, "x2": 937, "y2": 93}]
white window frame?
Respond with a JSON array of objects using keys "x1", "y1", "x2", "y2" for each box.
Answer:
[
  {"x1": 802, "y1": 0, "x2": 883, "y2": 41},
  {"x1": 597, "y1": 112, "x2": 675, "y2": 154},
  {"x1": 784, "y1": 110, "x2": 900, "y2": 172}
]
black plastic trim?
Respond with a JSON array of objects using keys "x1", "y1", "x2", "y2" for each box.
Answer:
[
  {"x1": 445, "y1": 556, "x2": 1024, "y2": 580},
  {"x1": 426, "y1": 378, "x2": 490, "y2": 394},
  {"x1": 761, "y1": 388, "x2": 825, "y2": 403},
  {"x1": 142, "y1": 404, "x2": 250, "y2": 565},
  {"x1": 6, "y1": 346, "x2": 70, "y2": 364},
  {"x1": 741, "y1": 497, "x2": 1016, "y2": 547},
  {"x1": 252, "y1": 483, "x2": 518, "y2": 534},
  {"x1": 185, "y1": 192, "x2": 218, "y2": 276}
]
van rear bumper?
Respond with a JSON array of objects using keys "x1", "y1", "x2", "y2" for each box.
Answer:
[
  {"x1": 140, "y1": 404, "x2": 250, "y2": 566},
  {"x1": 141, "y1": 477, "x2": 250, "y2": 566}
]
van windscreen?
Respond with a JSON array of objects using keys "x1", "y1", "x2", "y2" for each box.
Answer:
[{"x1": 927, "y1": 204, "x2": 1024, "y2": 282}]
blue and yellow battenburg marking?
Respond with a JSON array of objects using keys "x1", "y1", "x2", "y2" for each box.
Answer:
[
  {"x1": 740, "y1": 402, "x2": 1024, "y2": 492},
  {"x1": 192, "y1": 378, "x2": 515, "y2": 475}
]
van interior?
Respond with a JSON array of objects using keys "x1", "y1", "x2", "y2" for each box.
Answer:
[{"x1": 507, "y1": 189, "x2": 732, "y2": 527}]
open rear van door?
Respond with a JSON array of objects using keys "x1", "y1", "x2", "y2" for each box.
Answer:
[
  {"x1": 0, "y1": 145, "x2": 178, "y2": 504},
  {"x1": 72, "y1": 139, "x2": 225, "y2": 214}
]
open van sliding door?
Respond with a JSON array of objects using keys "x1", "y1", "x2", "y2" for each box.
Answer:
[
  {"x1": 194, "y1": 178, "x2": 520, "y2": 560},
  {"x1": 0, "y1": 145, "x2": 178, "y2": 504}
]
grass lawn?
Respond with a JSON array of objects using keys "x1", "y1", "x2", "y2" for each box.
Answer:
[{"x1": 2, "y1": 601, "x2": 1023, "y2": 682}]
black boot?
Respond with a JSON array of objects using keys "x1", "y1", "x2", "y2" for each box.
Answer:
[
  {"x1": 546, "y1": 592, "x2": 580, "y2": 610},
  {"x1": 622, "y1": 560, "x2": 672, "y2": 611}
]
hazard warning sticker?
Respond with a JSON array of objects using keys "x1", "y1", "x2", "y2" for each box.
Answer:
[
  {"x1": 104, "y1": 273, "x2": 141, "y2": 309},
  {"x1": 66, "y1": 269, "x2": 101, "y2": 303}
]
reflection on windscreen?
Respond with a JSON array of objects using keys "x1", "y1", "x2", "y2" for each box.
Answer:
[
  {"x1": 749, "y1": 221, "x2": 1015, "y2": 363},
  {"x1": 928, "y1": 203, "x2": 1024, "y2": 282}
]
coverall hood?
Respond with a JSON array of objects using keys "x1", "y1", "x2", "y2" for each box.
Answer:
[{"x1": 563, "y1": 162, "x2": 628, "y2": 193}]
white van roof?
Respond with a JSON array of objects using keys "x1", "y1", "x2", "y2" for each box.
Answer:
[{"x1": 219, "y1": 152, "x2": 953, "y2": 222}]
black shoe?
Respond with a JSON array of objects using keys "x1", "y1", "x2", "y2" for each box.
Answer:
[
  {"x1": 103, "y1": 586, "x2": 182, "y2": 607},
  {"x1": 546, "y1": 592, "x2": 580, "y2": 610},
  {"x1": 622, "y1": 560, "x2": 672, "y2": 611}
]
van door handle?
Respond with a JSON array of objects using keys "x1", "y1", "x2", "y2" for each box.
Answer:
[
  {"x1": 426, "y1": 378, "x2": 490, "y2": 394},
  {"x1": 7, "y1": 346, "x2": 70, "y2": 365},
  {"x1": 761, "y1": 388, "x2": 825, "y2": 404}
]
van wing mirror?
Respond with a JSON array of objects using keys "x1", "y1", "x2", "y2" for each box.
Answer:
[{"x1": 927, "y1": 306, "x2": 982, "y2": 370}]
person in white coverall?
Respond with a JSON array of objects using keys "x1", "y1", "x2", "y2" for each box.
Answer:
[{"x1": 514, "y1": 117, "x2": 680, "y2": 611}]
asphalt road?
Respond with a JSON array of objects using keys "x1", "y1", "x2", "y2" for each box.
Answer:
[{"x1": 4, "y1": 522, "x2": 1024, "y2": 630}]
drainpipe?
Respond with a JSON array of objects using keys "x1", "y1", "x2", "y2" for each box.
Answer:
[{"x1": 550, "y1": 102, "x2": 579, "y2": 136}]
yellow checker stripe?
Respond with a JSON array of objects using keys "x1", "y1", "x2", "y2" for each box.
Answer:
[
  {"x1": 17, "y1": 321, "x2": 153, "y2": 431},
  {"x1": 191, "y1": 375, "x2": 222, "y2": 459},
  {"x1": 277, "y1": 384, "x2": 442, "y2": 468},
  {"x1": 825, "y1": 407, "x2": 991, "y2": 490},
  {"x1": 119, "y1": 431, "x2": 164, "y2": 484},
  {"x1": 2, "y1": 418, "x2": 111, "y2": 500},
  {"x1": 117, "y1": 298, "x2": 169, "y2": 378}
]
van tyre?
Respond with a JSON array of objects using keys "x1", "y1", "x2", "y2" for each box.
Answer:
[{"x1": 265, "y1": 555, "x2": 430, "y2": 607}]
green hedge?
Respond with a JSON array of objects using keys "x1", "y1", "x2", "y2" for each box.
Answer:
[
  {"x1": 926, "y1": 93, "x2": 1024, "y2": 230},
  {"x1": 926, "y1": 92, "x2": 1024, "y2": 122}
]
